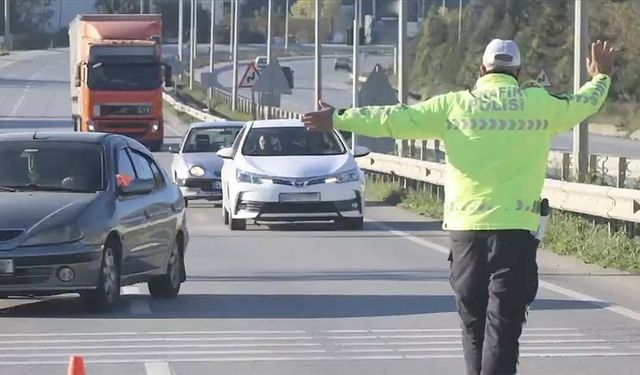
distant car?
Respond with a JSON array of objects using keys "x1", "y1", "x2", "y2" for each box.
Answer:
[
  {"x1": 0, "y1": 132, "x2": 188, "y2": 312},
  {"x1": 333, "y1": 57, "x2": 352, "y2": 72},
  {"x1": 171, "y1": 121, "x2": 245, "y2": 203},
  {"x1": 218, "y1": 119, "x2": 370, "y2": 231},
  {"x1": 255, "y1": 56, "x2": 268, "y2": 71}
]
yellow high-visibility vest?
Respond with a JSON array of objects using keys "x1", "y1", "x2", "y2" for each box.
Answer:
[{"x1": 334, "y1": 73, "x2": 611, "y2": 231}]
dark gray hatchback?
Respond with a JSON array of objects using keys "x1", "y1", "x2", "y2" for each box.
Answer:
[{"x1": 0, "y1": 132, "x2": 188, "y2": 312}]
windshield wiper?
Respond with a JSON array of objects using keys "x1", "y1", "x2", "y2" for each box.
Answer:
[
  {"x1": 0, "y1": 186, "x2": 16, "y2": 192},
  {"x1": 6, "y1": 184, "x2": 95, "y2": 193}
]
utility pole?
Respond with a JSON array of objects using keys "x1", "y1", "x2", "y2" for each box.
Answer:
[
  {"x1": 208, "y1": 0, "x2": 216, "y2": 106},
  {"x1": 189, "y1": 0, "x2": 195, "y2": 90},
  {"x1": 314, "y1": 0, "x2": 322, "y2": 110},
  {"x1": 194, "y1": 0, "x2": 198, "y2": 58},
  {"x1": 229, "y1": 0, "x2": 234, "y2": 58},
  {"x1": 139, "y1": 0, "x2": 144, "y2": 14},
  {"x1": 267, "y1": 0, "x2": 273, "y2": 64},
  {"x1": 178, "y1": 0, "x2": 184, "y2": 62},
  {"x1": 351, "y1": 0, "x2": 360, "y2": 150},
  {"x1": 231, "y1": 0, "x2": 240, "y2": 111},
  {"x1": 284, "y1": 0, "x2": 289, "y2": 52},
  {"x1": 397, "y1": 0, "x2": 408, "y2": 157},
  {"x1": 573, "y1": 0, "x2": 589, "y2": 182},
  {"x1": 458, "y1": 0, "x2": 463, "y2": 42},
  {"x1": 3, "y1": 0, "x2": 10, "y2": 51}
]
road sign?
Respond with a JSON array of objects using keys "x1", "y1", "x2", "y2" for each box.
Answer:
[
  {"x1": 239, "y1": 63, "x2": 260, "y2": 88},
  {"x1": 536, "y1": 69, "x2": 553, "y2": 87},
  {"x1": 252, "y1": 58, "x2": 292, "y2": 95},
  {"x1": 357, "y1": 64, "x2": 398, "y2": 155},
  {"x1": 359, "y1": 64, "x2": 399, "y2": 106}
]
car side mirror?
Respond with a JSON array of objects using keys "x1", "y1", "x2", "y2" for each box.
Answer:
[
  {"x1": 353, "y1": 145, "x2": 370, "y2": 158},
  {"x1": 216, "y1": 147, "x2": 234, "y2": 159},
  {"x1": 163, "y1": 63, "x2": 174, "y2": 88},
  {"x1": 116, "y1": 175, "x2": 154, "y2": 195}
]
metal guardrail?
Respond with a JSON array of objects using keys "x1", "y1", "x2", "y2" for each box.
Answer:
[{"x1": 163, "y1": 73, "x2": 640, "y2": 230}]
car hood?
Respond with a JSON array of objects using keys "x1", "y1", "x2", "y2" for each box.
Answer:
[
  {"x1": 177, "y1": 153, "x2": 224, "y2": 177},
  {"x1": 240, "y1": 154, "x2": 354, "y2": 178},
  {"x1": 0, "y1": 192, "x2": 96, "y2": 243}
]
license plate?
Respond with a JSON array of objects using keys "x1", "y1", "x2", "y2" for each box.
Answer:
[
  {"x1": 279, "y1": 192, "x2": 321, "y2": 202},
  {"x1": 0, "y1": 260, "x2": 13, "y2": 274}
]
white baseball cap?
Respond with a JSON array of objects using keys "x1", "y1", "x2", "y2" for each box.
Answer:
[{"x1": 482, "y1": 39, "x2": 521, "y2": 70}]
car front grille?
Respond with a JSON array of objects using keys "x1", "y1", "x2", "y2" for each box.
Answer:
[
  {"x1": 99, "y1": 104, "x2": 152, "y2": 117},
  {"x1": 0, "y1": 267, "x2": 52, "y2": 285},
  {"x1": 181, "y1": 178, "x2": 220, "y2": 192},
  {"x1": 238, "y1": 195, "x2": 362, "y2": 215},
  {"x1": 0, "y1": 230, "x2": 23, "y2": 242},
  {"x1": 100, "y1": 122, "x2": 149, "y2": 134}
]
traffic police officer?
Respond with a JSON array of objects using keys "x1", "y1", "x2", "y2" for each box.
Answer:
[{"x1": 302, "y1": 39, "x2": 615, "y2": 375}]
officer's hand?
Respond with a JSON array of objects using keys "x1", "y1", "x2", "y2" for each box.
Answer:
[
  {"x1": 587, "y1": 40, "x2": 615, "y2": 77},
  {"x1": 302, "y1": 101, "x2": 335, "y2": 132}
]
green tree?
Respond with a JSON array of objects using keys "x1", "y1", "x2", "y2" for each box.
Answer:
[{"x1": 291, "y1": 0, "x2": 339, "y2": 34}]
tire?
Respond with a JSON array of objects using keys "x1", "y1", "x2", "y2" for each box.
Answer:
[
  {"x1": 337, "y1": 217, "x2": 364, "y2": 231},
  {"x1": 229, "y1": 215, "x2": 246, "y2": 231},
  {"x1": 148, "y1": 240, "x2": 183, "y2": 299},
  {"x1": 81, "y1": 245, "x2": 121, "y2": 312},
  {"x1": 223, "y1": 207, "x2": 230, "y2": 225}
]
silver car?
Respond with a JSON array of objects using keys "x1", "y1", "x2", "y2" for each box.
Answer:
[{"x1": 171, "y1": 121, "x2": 245, "y2": 203}]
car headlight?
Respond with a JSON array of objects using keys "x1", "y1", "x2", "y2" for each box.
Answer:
[
  {"x1": 325, "y1": 168, "x2": 360, "y2": 184},
  {"x1": 22, "y1": 225, "x2": 84, "y2": 247},
  {"x1": 87, "y1": 120, "x2": 95, "y2": 132},
  {"x1": 236, "y1": 170, "x2": 272, "y2": 184},
  {"x1": 151, "y1": 121, "x2": 160, "y2": 133},
  {"x1": 189, "y1": 165, "x2": 205, "y2": 177}
]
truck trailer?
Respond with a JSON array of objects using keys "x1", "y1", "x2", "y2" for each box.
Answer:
[{"x1": 69, "y1": 14, "x2": 172, "y2": 151}]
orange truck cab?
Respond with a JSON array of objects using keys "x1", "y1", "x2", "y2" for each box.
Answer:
[{"x1": 69, "y1": 14, "x2": 173, "y2": 151}]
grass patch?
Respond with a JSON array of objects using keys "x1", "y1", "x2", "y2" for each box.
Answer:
[
  {"x1": 173, "y1": 76, "x2": 252, "y2": 122},
  {"x1": 364, "y1": 177, "x2": 640, "y2": 273}
]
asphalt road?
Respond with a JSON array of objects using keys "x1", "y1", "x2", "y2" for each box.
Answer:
[{"x1": 0, "y1": 50, "x2": 640, "y2": 375}]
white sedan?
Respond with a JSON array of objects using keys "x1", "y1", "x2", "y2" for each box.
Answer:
[
  {"x1": 217, "y1": 119, "x2": 370, "y2": 230},
  {"x1": 170, "y1": 121, "x2": 245, "y2": 203}
]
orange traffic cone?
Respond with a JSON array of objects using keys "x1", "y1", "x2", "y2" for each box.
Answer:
[{"x1": 67, "y1": 356, "x2": 86, "y2": 375}]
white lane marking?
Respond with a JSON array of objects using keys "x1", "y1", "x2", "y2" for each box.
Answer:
[
  {"x1": 0, "y1": 328, "x2": 572, "y2": 338},
  {"x1": 0, "y1": 343, "x2": 323, "y2": 352},
  {"x1": 2, "y1": 351, "x2": 640, "y2": 365},
  {"x1": 336, "y1": 339, "x2": 609, "y2": 346},
  {"x1": 373, "y1": 223, "x2": 640, "y2": 324},
  {"x1": 324, "y1": 328, "x2": 578, "y2": 333},
  {"x1": 326, "y1": 333, "x2": 585, "y2": 340},
  {"x1": 144, "y1": 361, "x2": 173, "y2": 375},
  {"x1": 0, "y1": 336, "x2": 316, "y2": 345},
  {"x1": 0, "y1": 348, "x2": 328, "y2": 359}
]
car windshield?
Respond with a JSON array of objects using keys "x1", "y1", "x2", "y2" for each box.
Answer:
[
  {"x1": 241, "y1": 127, "x2": 345, "y2": 156},
  {"x1": 182, "y1": 127, "x2": 242, "y2": 153},
  {"x1": 0, "y1": 141, "x2": 104, "y2": 192},
  {"x1": 88, "y1": 62, "x2": 161, "y2": 91}
]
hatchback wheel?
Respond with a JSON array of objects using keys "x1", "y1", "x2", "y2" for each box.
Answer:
[
  {"x1": 82, "y1": 245, "x2": 121, "y2": 312},
  {"x1": 148, "y1": 240, "x2": 182, "y2": 299}
]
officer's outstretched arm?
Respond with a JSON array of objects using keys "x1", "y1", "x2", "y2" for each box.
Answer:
[
  {"x1": 546, "y1": 74, "x2": 611, "y2": 135},
  {"x1": 331, "y1": 94, "x2": 450, "y2": 140}
]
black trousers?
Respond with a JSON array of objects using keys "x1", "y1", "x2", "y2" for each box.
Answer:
[{"x1": 448, "y1": 230, "x2": 539, "y2": 375}]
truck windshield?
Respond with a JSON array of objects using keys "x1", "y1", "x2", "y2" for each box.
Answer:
[{"x1": 88, "y1": 62, "x2": 161, "y2": 91}]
